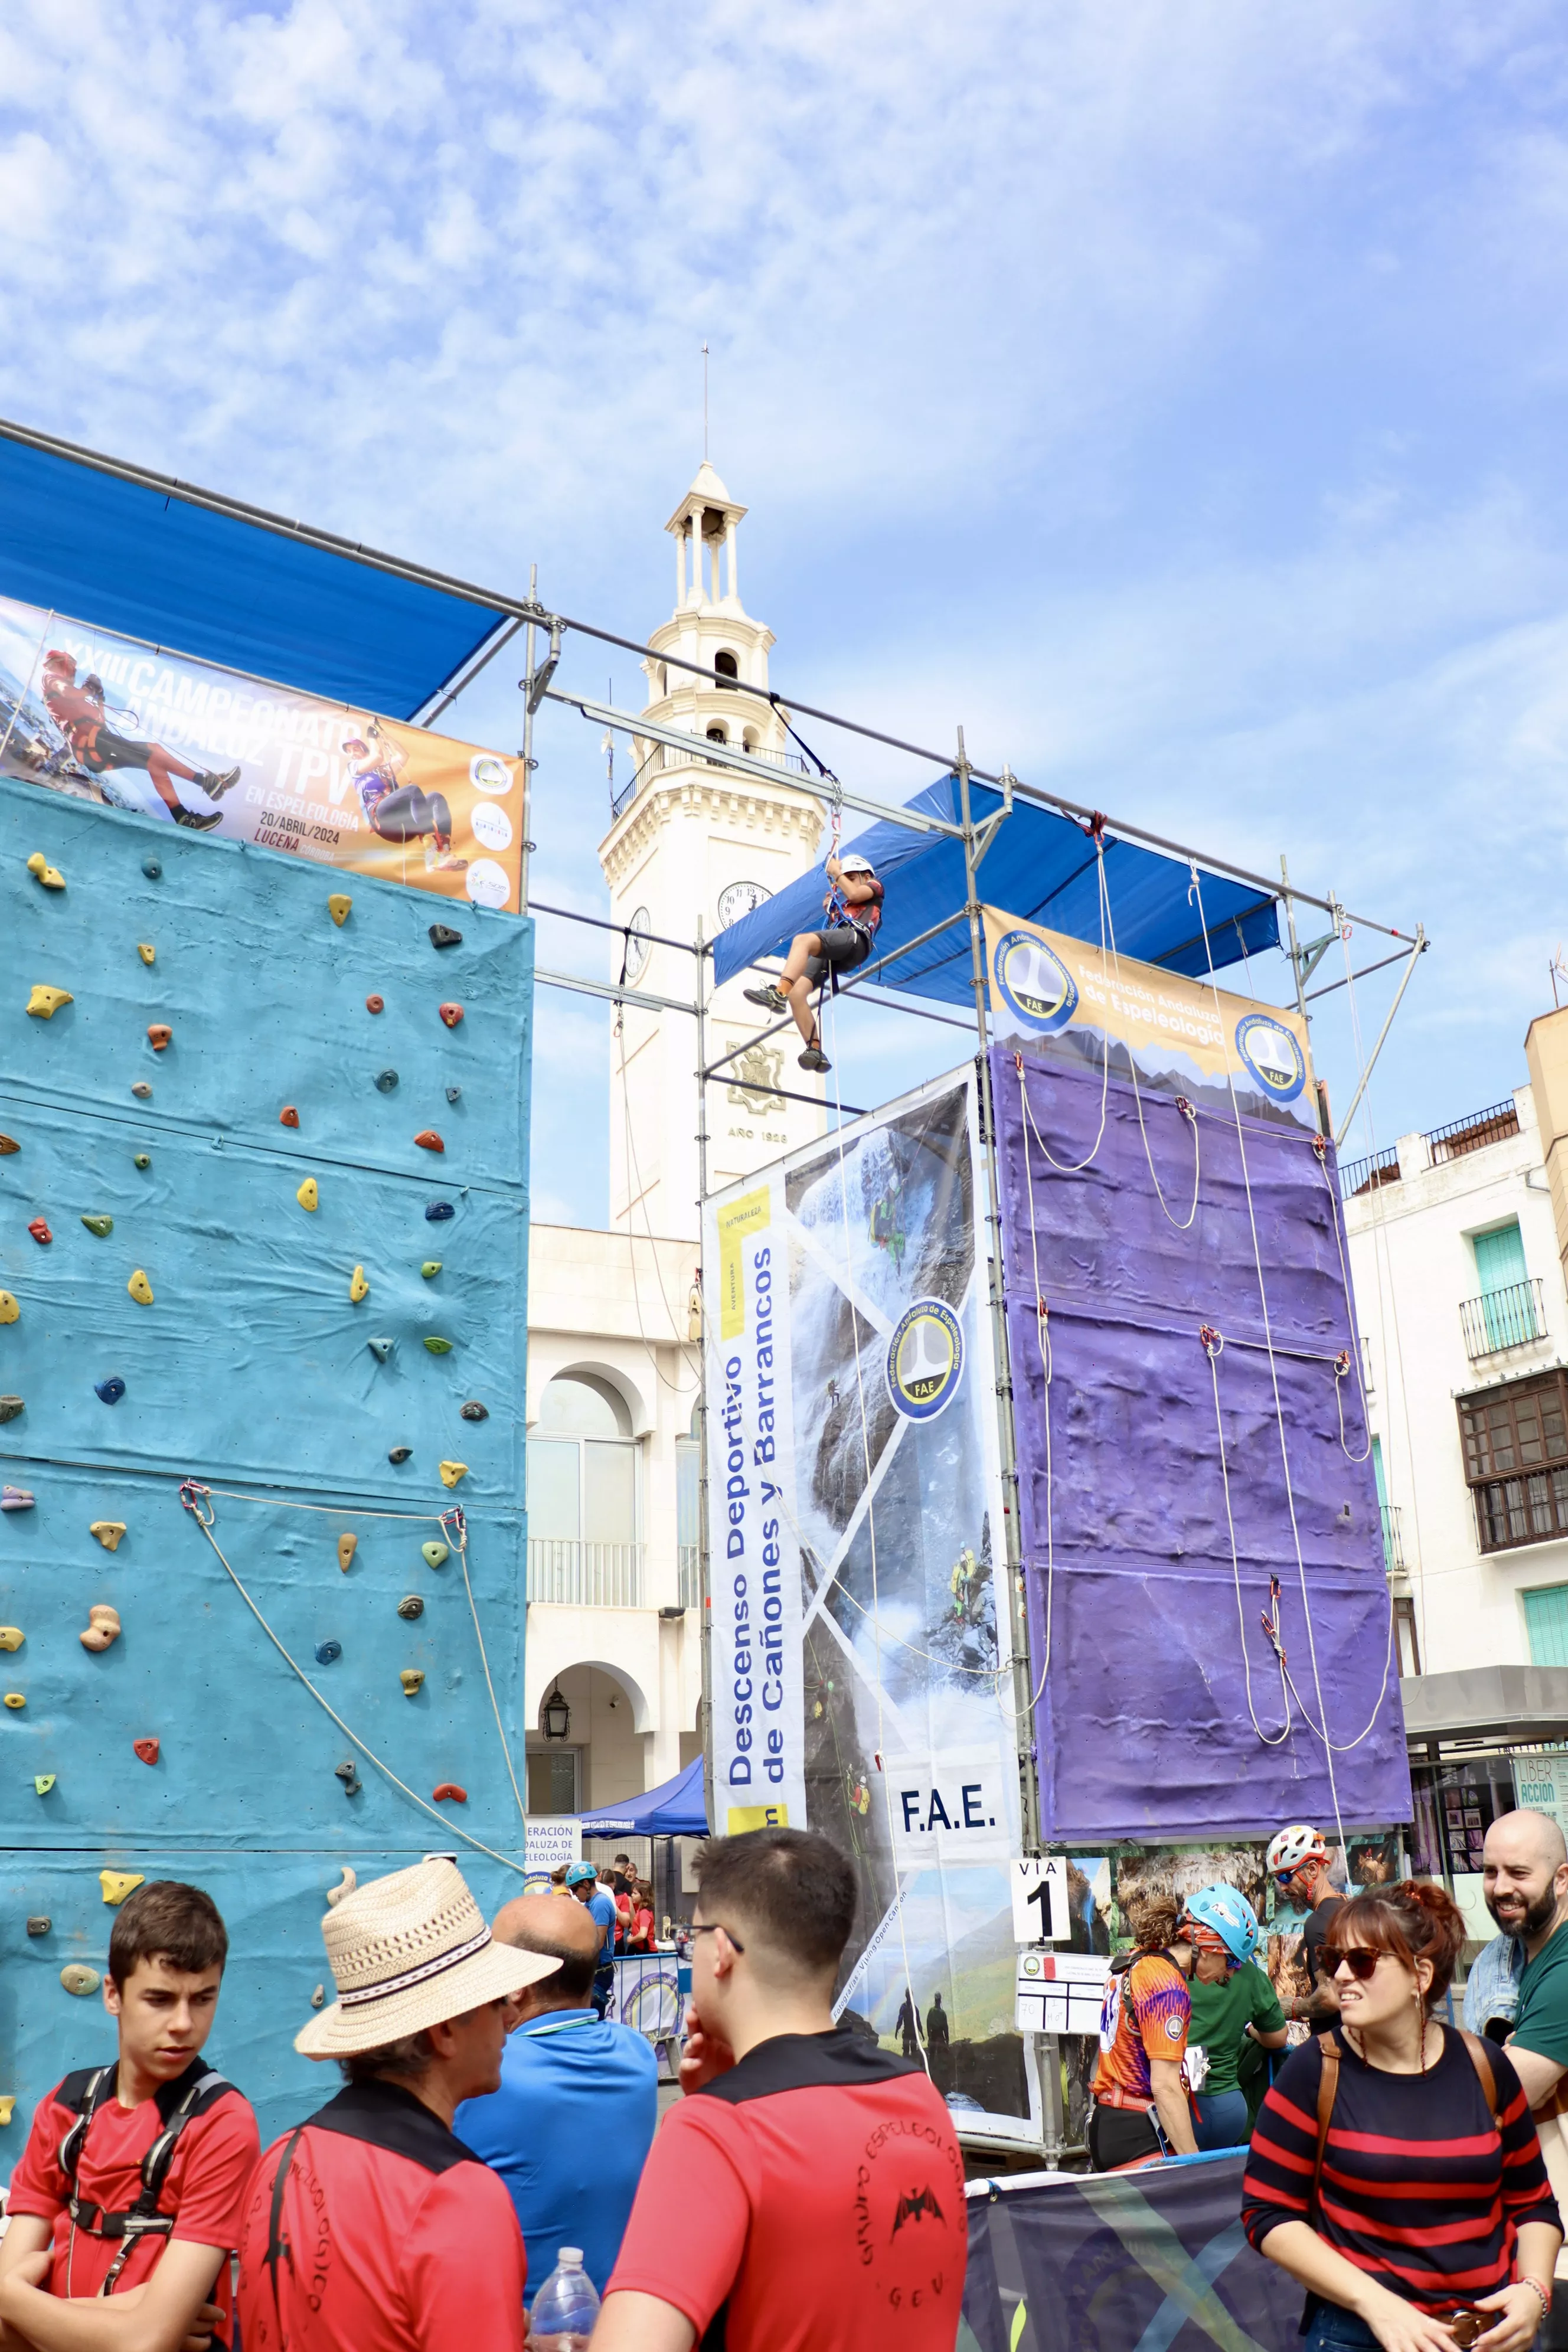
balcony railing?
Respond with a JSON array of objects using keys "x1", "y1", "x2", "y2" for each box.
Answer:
[
  {"x1": 1339, "y1": 1145, "x2": 1401, "y2": 1202},
  {"x1": 1380, "y1": 1503, "x2": 1404, "y2": 1574},
  {"x1": 1427, "y1": 1099, "x2": 1520, "y2": 1165},
  {"x1": 527, "y1": 1540, "x2": 644, "y2": 1609},
  {"x1": 678, "y1": 1546, "x2": 704, "y2": 1611},
  {"x1": 1459, "y1": 1278, "x2": 1547, "y2": 1362}
]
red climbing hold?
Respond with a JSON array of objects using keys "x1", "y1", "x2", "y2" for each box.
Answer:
[
  {"x1": 280, "y1": 1105, "x2": 300, "y2": 1128},
  {"x1": 147, "y1": 1024, "x2": 172, "y2": 1051},
  {"x1": 365, "y1": 994, "x2": 385, "y2": 1014},
  {"x1": 432, "y1": 1782, "x2": 468, "y2": 1804},
  {"x1": 439, "y1": 1002, "x2": 464, "y2": 1028},
  {"x1": 133, "y1": 1738, "x2": 159, "y2": 1766},
  {"x1": 414, "y1": 1130, "x2": 445, "y2": 1153},
  {"x1": 27, "y1": 1219, "x2": 51, "y2": 1245}
]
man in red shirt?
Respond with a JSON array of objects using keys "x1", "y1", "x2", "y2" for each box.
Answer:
[
  {"x1": 0, "y1": 1880, "x2": 259, "y2": 2352},
  {"x1": 234, "y1": 1857, "x2": 555, "y2": 2352},
  {"x1": 595, "y1": 1825, "x2": 967, "y2": 2352}
]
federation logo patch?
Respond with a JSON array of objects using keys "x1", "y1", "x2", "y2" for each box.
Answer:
[
  {"x1": 1164, "y1": 2014, "x2": 1185, "y2": 2040},
  {"x1": 1234, "y1": 1012, "x2": 1306, "y2": 1103},
  {"x1": 886, "y1": 1299, "x2": 964, "y2": 1422},
  {"x1": 992, "y1": 929, "x2": 1080, "y2": 1035}
]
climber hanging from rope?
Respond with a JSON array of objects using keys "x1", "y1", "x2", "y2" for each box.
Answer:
[{"x1": 742, "y1": 850, "x2": 884, "y2": 1074}]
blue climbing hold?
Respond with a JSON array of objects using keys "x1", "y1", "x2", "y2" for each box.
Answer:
[
  {"x1": 425, "y1": 1201, "x2": 455, "y2": 1221},
  {"x1": 314, "y1": 1640, "x2": 342, "y2": 1665},
  {"x1": 142, "y1": 857, "x2": 162, "y2": 880},
  {"x1": 446, "y1": 1086, "x2": 462, "y2": 1104},
  {"x1": 367, "y1": 1337, "x2": 395, "y2": 1363},
  {"x1": 375, "y1": 1070, "x2": 398, "y2": 1092},
  {"x1": 94, "y1": 1377, "x2": 126, "y2": 1406}
]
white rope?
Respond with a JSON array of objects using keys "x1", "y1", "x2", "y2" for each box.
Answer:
[
  {"x1": 1100, "y1": 861, "x2": 1201, "y2": 1231},
  {"x1": 1012, "y1": 847, "x2": 1111, "y2": 1177},
  {"x1": 616, "y1": 1018, "x2": 704, "y2": 1394},
  {"x1": 1314, "y1": 1150, "x2": 1373, "y2": 1464},
  {"x1": 451, "y1": 1513, "x2": 529, "y2": 1831},
  {"x1": 1202, "y1": 1332, "x2": 1292, "y2": 1747}
]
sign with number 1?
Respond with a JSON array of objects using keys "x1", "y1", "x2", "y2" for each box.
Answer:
[{"x1": 1010, "y1": 1856, "x2": 1066, "y2": 1944}]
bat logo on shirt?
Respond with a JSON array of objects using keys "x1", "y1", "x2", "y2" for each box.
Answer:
[{"x1": 891, "y1": 2185, "x2": 946, "y2": 2238}]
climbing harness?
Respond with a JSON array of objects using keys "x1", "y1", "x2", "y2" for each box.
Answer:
[{"x1": 60, "y1": 2058, "x2": 236, "y2": 2296}]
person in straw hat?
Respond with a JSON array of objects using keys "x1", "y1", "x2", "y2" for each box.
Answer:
[{"x1": 234, "y1": 1858, "x2": 554, "y2": 2352}]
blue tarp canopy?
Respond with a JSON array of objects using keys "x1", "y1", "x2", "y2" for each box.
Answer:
[
  {"x1": 0, "y1": 417, "x2": 510, "y2": 720},
  {"x1": 712, "y1": 775, "x2": 1280, "y2": 998},
  {"x1": 577, "y1": 1758, "x2": 710, "y2": 1838}
]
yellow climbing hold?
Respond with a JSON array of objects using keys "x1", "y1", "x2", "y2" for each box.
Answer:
[
  {"x1": 25, "y1": 852, "x2": 44, "y2": 877},
  {"x1": 137, "y1": 943, "x2": 155, "y2": 966},
  {"x1": 399, "y1": 1670, "x2": 426, "y2": 1696},
  {"x1": 439, "y1": 1461, "x2": 469, "y2": 1489},
  {"x1": 127, "y1": 1269, "x2": 153, "y2": 1305},
  {"x1": 0, "y1": 1628, "x2": 23, "y2": 1651},
  {"x1": 338, "y1": 1533, "x2": 358, "y2": 1573},
  {"x1": 297, "y1": 1178, "x2": 319, "y2": 1213},
  {"x1": 60, "y1": 1965, "x2": 100, "y2": 1996},
  {"x1": 26, "y1": 985, "x2": 73, "y2": 1019},
  {"x1": 0, "y1": 1293, "x2": 17, "y2": 1325},
  {"x1": 4, "y1": 1694, "x2": 24, "y2": 1710},
  {"x1": 27, "y1": 854, "x2": 64, "y2": 890},
  {"x1": 100, "y1": 1871, "x2": 145, "y2": 1907},
  {"x1": 90, "y1": 1522, "x2": 126, "y2": 1551},
  {"x1": 349, "y1": 1265, "x2": 370, "y2": 1303},
  {"x1": 0, "y1": 2096, "x2": 15, "y2": 2125},
  {"x1": 328, "y1": 894, "x2": 352, "y2": 926},
  {"x1": 34, "y1": 1776, "x2": 54, "y2": 1796}
]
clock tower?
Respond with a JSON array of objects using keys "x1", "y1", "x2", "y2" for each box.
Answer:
[{"x1": 598, "y1": 464, "x2": 828, "y2": 1241}]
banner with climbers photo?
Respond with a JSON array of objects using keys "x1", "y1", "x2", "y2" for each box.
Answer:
[
  {"x1": 982, "y1": 904, "x2": 1317, "y2": 1132},
  {"x1": 703, "y1": 1070, "x2": 1035, "y2": 2134},
  {"x1": 0, "y1": 593, "x2": 522, "y2": 912}
]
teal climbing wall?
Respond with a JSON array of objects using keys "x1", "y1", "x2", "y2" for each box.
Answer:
[{"x1": 0, "y1": 773, "x2": 532, "y2": 2149}]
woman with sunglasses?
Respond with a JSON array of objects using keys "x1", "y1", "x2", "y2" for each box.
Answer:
[{"x1": 1243, "y1": 1880, "x2": 1560, "y2": 2352}]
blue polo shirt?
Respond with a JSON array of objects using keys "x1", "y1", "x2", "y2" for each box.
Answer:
[
  {"x1": 456, "y1": 2005, "x2": 658, "y2": 2304},
  {"x1": 587, "y1": 1889, "x2": 617, "y2": 1962}
]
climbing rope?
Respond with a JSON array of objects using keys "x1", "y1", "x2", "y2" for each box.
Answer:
[
  {"x1": 1011, "y1": 847, "x2": 1112, "y2": 1176},
  {"x1": 449, "y1": 1508, "x2": 528, "y2": 1832},
  {"x1": 1200, "y1": 1324, "x2": 1292, "y2": 1749},
  {"x1": 179, "y1": 1481, "x2": 527, "y2": 1875},
  {"x1": 1311, "y1": 1133, "x2": 1373, "y2": 1464},
  {"x1": 1099, "y1": 867, "x2": 1201, "y2": 1231}
]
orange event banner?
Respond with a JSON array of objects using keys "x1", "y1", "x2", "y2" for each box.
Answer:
[{"x1": 0, "y1": 593, "x2": 522, "y2": 913}]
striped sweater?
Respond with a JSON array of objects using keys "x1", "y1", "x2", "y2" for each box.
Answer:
[{"x1": 1240, "y1": 2026, "x2": 1559, "y2": 2313}]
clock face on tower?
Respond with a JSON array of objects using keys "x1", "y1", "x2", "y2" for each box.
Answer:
[{"x1": 718, "y1": 879, "x2": 772, "y2": 929}]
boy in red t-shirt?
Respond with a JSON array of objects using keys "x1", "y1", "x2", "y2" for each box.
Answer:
[{"x1": 0, "y1": 1880, "x2": 259, "y2": 2352}]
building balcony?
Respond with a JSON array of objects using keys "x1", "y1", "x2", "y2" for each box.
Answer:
[
  {"x1": 1380, "y1": 1503, "x2": 1404, "y2": 1573},
  {"x1": 527, "y1": 1539, "x2": 645, "y2": 1609},
  {"x1": 1459, "y1": 1278, "x2": 1547, "y2": 1363},
  {"x1": 678, "y1": 1546, "x2": 703, "y2": 1611}
]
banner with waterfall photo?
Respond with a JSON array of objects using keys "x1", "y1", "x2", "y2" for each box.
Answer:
[{"x1": 704, "y1": 1067, "x2": 1037, "y2": 2135}]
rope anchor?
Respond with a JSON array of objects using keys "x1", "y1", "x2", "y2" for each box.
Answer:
[
  {"x1": 1198, "y1": 1324, "x2": 1223, "y2": 1358},
  {"x1": 1174, "y1": 1095, "x2": 1195, "y2": 1123},
  {"x1": 178, "y1": 1479, "x2": 213, "y2": 1526},
  {"x1": 1334, "y1": 1349, "x2": 1351, "y2": 1378}
]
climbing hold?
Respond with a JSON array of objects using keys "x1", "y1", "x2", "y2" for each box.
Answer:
[
  {"x1": 142, "y1": 856, "x2": 162, "y2": 880},
  {"x1": 0, "y1": 1399, "x2": 21, "y2": 1423},
  {"x1": 94, "y1": 1378, "x2": 126, "y2": 1406},
  {"x1": 137, "y1": 943, "x2": 155, "y2": 966},
  {"x1": 146, "y1": 1024, "x2": 171, "y2": 1051},
  {"x1": 81, "y1": 1214, "x2": 113, "y2": 1237},
  {"x1": 133, "y1": 1737, "x2": 159, "y2": 1766},
  {"x1": 4, "y1": 1693, "x2": 25, "y2": 1709},
  {"x1": 374, "y1": 1070, "x2": 398, "y2": 1093},
  {"x1": 34, "y1": 1777, "x2": 53, "y2": 1794},
  {"x1": 311, "y1": 1984, "x2": 325, "y2": 2008},
  {"x1": 400, "y1": 1670, "x2": 425, "y2": 1697},
  {"x1": 338, "y1": 1533, "x2": 357, "y2": 1573},
  {"x1": 27, "y1": 852, "x2": 64, "y2": 888},
  {"x1": 425, "y1": 1201, "x2": 455, "y2": 1222},
  {"x1": 1, "y1": 1487, "x2": 33, "y2": 1510},
  {"x1": 90, "y1": 1522, "x2": 126, "y2": 1551},
  {"x1": 328, "y1": 894, "x2": 352, "y2": 926},
  {"x1": 421, "y1": 1262, "x2": 442, "y2": 1279},
  {"x1": 367, "y1": 1337, "x2": 394, "y2": 1363},
  {"x1": 424, "y1": 1337, "x2": 453, "y2": 1355},
  {"x1": 0, "y1": 1629, "x2": 21, "y2": 1651},
  {"x1": 80, "y1": 1605, "x2": 122, "y2": 1652},
  {"x1": 460, "y1": 1402, "x2": 489, "y2": 1422},
  {"x1": 100, "y1": 1871, "x2": 144, "y2": 1906},
  {"x1": 439, "y1": 1461, "x2": 468, "y2": 1488},
  {"x1": 429, "y1": 924, "x2": 462, "y2": 950},
  {"x1": 296, "y1": 1178, "x2": 319, "y2": 1213},
  {"x1": 27, "y1": 1220, "x2": 51, "y2": 1246},
  {"x1": 445, "y1": 1086, "x2": 462, "y2": 1105},
  {"x1": 0, "y1": 2098, "x2": 14, "y2": 2126},
  {"x1": 422, "y1": 1541, "x2": 450, "y2": 1570},
  {"x1": 314, "y1": 1640, "x2": 342, "y2": 1665},
  {"x1": 365, "y1": 994, "x2": 384, "y2": 1014},
  {"x1": 133, "y1": 1154, "x2": 151, "y2": 1169},
  {"x1": 349, "y1": 1266, "x2": 370, "y2": 1303},
  {"x1": 26, "y1": 1917, "x2": 49, "y2": 1936},
  {"x1": 438, "y1": 1002, "x2": 465, "y2": 1028},
  {"x1": 0, "y1": 1135, "x2": 17, "y2": 1154},
  {"x1": 388, "y1": 1445, "x2": 411, "y2": 1464},
  {"x1": 0, "y1": 1297, "x2": 18, "y2": 1326},
  {"x1": 432, "y1": 1782, "x2": 468, "y2": 1802},
  {"x1": 127, "y1": 1269, "x2": 153, "y2": 1305},
  {"x1": 327, "y1": 1866, "x2": 357, "y2": 1906},
  {"x1": 279, "y1": 1105, "x2": 300, "y2": 1129},
  {"x1": 131, "y1": 1083, "x2": 152, "y2": 1100},
  {"x1": 414, "y1": 1130, "x2": 445, "y2": 1153},
  {"x1": 334, "y1": 1759, "x2": 361, "y2": 1795},
  {"x1": 27, "y1": 985, "x2": 72, "y2": 1019},
  {"x1": 61, "y1": 1966, "x2": 100, "y2": 1997},
  {"x1": 397, "y1": 1595, "x2": 424, "y2": 1620}
]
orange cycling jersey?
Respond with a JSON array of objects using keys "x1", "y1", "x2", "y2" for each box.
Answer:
[{"x1": 1092, "y1": 1952, "x2": 1190, "y2": 2103}]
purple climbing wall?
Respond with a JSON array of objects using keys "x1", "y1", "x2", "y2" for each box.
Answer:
[{"x1": 993, "y1": 1043, "x2": 1411, "y2": 1844}]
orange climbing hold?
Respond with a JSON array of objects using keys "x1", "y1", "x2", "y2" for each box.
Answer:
[
  {"x1": 27, "y1": 1220, "x2": 51, "y2": 1245},
  {"x1": 133, "y1": 1737, "x2": 159, "y2": 1766},
  {"x1": 0, "y1": 1136, "x2": 18, "y2": 1155},
  {"x1": 280, "y1": 1106, "x2": 300, "y2": 1129},
  {"x1": 432, "y1": 1783, "x2": 468, "y2": 1803},
  {"x1": 439, "y1": 1003, "x2": 464, "y2": 1028},
  {"x1": 414, "y1": 1131, "x2": 445, "y2": 1152},
  {"x1": 365, "y1": 994, "x2": 385, "y2": 1014},
  {"x1": 147, "y1": 1025, "x2": 171, "y2": 1051},
  {"x1": 80, "y1": 1605, "x2": 122, "y2": 1652}
]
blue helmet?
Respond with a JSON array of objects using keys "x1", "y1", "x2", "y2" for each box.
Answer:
[
  {"x1": 1181, "y1": 1884, "x2": 1260, "y2": 1965},
  {"x1": 564, "y1": 1861, "x2": 598, "y2": 1888}
]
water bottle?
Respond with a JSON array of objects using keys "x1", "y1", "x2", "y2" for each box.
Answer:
[{"x1": 530, "y1": 2247, "x2": 600, "y2": 2351}]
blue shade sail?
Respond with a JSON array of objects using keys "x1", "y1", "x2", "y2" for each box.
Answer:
[{"x1": 577, "y1": 1756, "x2": 709, "y2": 1837}]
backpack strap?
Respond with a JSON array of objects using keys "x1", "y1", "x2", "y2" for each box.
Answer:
[
  {"x1": 1456, "y1": 2028, "x2": 1500, "y2": 2123},
  {"x1": 264, "y1": 2125, "x2": 309, "y2": 2352},
  {"x1": 1311, "y1": 2031, "x2": 1341, "y2": 2223},
  {"x1": 62, "y1": 2057, "x2": 238, "y2": 2297},
  {"x1": 57, "y1": 2067, "x2": 117, "y2": 2187}
]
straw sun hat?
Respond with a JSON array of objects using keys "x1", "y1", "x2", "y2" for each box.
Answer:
[{"x1": 296, "y1": 1858, "x2": 555, "y2": 2059}]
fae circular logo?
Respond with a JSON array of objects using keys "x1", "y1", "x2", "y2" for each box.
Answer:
[
  {"x1": 1234, "y1": 1012, "x2": 1306, "y2": 1104},
  {"x1": 469, "y1": 754, "x2": 514, "y2": 796},
  {"x1": 1164, "y1": 2014, "x2": 1185, "y2": 2041},
  {"x1": 993, "y1": 929, "x2": 1080, "y2": 1034},
  {"x1": 886, "y1": 1299, "x2": 964, "y2": 1422}
]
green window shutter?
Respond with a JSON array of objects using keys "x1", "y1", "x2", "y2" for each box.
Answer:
[
  {"x1": 1371, "y1": 1435, "x2": 1389, "y2": 1510},
  {"x1": 1524, "y1": 1583, "x2": 1568, "y2": 1667},
  {"x1": 1475, "y1": 1221, "x2": 1528, "y2": 1293}
]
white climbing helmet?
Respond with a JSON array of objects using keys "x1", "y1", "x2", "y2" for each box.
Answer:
[
  {"x1": 1266, "y1": 1823, "x2": 1329, "y2": 1877},
  {"x1": 838, "y1": 852, "x2": 875, "y2": 874}
]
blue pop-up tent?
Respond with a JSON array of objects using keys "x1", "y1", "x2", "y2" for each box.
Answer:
[{"x1": 577, "y1": 1757, "x2": 710, "y2": 1838}]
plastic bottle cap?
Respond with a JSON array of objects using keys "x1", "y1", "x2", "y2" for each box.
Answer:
[{"x1": 558, "y1": 2250, "x2": 583, "y2": 2265}]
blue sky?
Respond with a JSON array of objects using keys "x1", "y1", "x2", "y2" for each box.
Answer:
[{"x1": 4, "y1": 2, "x2": 1567, "y2": 1221}]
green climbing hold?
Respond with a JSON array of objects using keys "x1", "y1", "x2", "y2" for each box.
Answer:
[
  {"x1": 133, "y1": 1154, "x2": 151, "y2": 1170},
  {"x1": 80, "y1": 1215, "x2": 113, "y2": 1237},
  {"x1": 422, "y1": 1541, "x2": 450, "y2": 1569},
  {"x1": 421, "y1": 1262, "x2": 442, "y2": 1279},
  {"x1": 423, "y1": 1337, "x2": 453, "y2": 1355}
]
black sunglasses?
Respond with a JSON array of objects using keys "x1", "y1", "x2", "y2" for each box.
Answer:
[
  {"x1": 691, "y1": 1921, "x2": 746, "y2": 1954},
  {"x1": 1327, "y1": 1948, "x2": 1383, "y2": 1982}
]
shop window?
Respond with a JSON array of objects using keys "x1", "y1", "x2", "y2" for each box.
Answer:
[{"x1": 1457, "y1": 1370, "x2": 1568, "y2": 1554}]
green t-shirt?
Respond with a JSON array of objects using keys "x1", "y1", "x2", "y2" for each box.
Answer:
[
  {"x1": 1186, "y1": 1961, "x2": 1286, "y2": 2096},
  {"x1": 1513, "y1": 1916, "x2": 1568, "y2": 2070}
]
